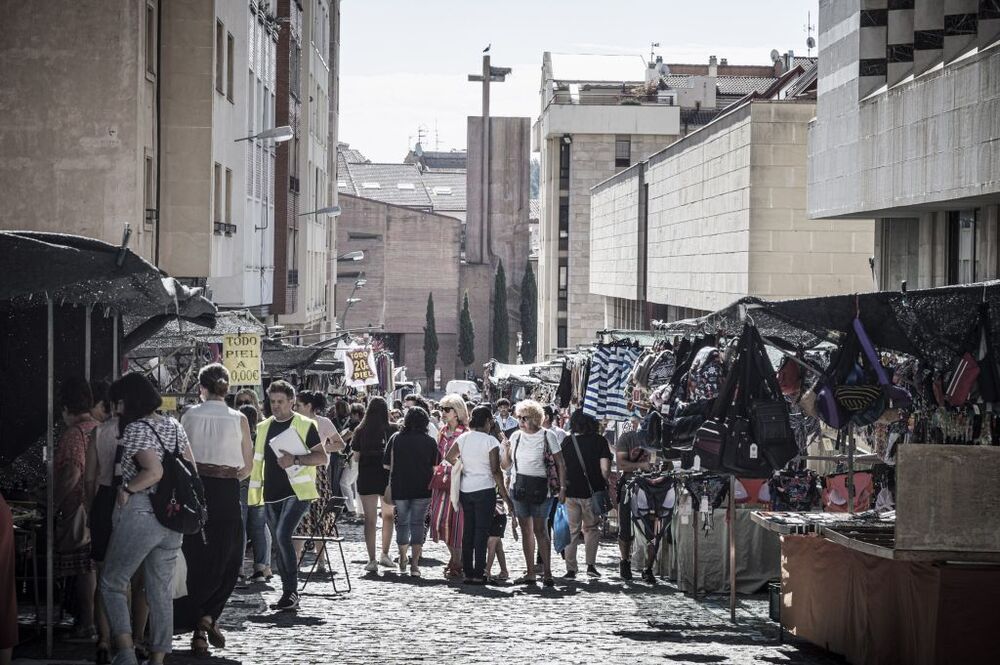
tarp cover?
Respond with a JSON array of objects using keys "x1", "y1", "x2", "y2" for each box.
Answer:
[{"x1": 653, "y1": 281, "x2": 1000, "y2": 370}]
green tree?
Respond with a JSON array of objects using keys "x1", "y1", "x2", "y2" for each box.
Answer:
[
  {"x1": 519, "y1": 262, "x2": 538, "y2": 363},
  {"x1": 458, "y1": 290, "x2": 476, "y2": 367},
  {"x1": 492, "y1": 260, "x2": 509, "y2": 363},
  {"x1": 423, "y1": 292, "x2": 439, "y2": 389}
]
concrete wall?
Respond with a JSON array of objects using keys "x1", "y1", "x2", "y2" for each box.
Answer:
[
  {"x1": 465, "y1": 116, "x2": 531, "y2": 368},
  {"x1": 538, "y1": 103, "x2": 680, "y2": 140},
  {"x1": 589, "y1": 166, "x2": 642, "y2": 301},
  {"x1": 0, "y1": 0, "x2": 155, "y2": 258},
  {"x1": 336, "y1": 193, "x2": 461, "y2": 385},
  {"x1": 808, "y1": 0, "x2": 1000, "y2": 219},
  {"x1": 159, "y1": 0, "x2": 215, "y2": 279}
]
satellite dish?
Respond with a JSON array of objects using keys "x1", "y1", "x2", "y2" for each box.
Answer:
[
  {"x1": 806, "y1": 36, "x2": 816, "y2": 49},
  {"x1": 770, "y1": 49, "x2": 781, "y2": 63}
]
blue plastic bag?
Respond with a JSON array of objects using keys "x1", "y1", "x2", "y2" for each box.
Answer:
[{"x1": 553, "y1": 503, "x2": 571, "y2": 554}]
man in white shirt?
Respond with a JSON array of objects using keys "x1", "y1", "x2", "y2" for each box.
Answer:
[
  {"x1": 494, "y1": 398, "x2": 518, "y2": 432},
  {"x1": 542, "y1": 405, "x2": 568, "y2": 444}
]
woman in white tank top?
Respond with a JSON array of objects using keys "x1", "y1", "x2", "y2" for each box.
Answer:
[{"x1": 176, "y1": 364, "x2": 253, "y2": 656}]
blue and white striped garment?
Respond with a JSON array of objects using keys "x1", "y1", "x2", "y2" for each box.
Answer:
[{"x1": 582, "y1": 345, "x2": 642, "y2": 421}]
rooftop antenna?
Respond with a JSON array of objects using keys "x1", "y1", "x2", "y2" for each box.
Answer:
[
  {"x1": 434, "y1": 119, "x2": 440, "y2": 151},
  {"x1": 649, "y1": 41, "x2": 660, "y2": 63},
  {"x1": 805, "y1": 11, "x2": 816, "y2": 57},
  {"x1": 416, "y1": 124, "x2": 428, "y2": 148}
]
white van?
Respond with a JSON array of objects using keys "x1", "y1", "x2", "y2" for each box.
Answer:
[{"x1": 444, "y1": 379, "x2": 481, "y2": 401}]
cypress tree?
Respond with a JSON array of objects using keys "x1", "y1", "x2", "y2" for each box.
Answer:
[
  {"x1": 458, "y1": 290, "x2": 476, "y2": 367},
  {"x1": 492, "y1": 261, "x2": 509, "y2": 363},
  {"x1": 520, "y1": 262, "x2": 538, "y2": 363},
  {"x1": 423, "y1": 292, "x2": 439, "y2": 389}
]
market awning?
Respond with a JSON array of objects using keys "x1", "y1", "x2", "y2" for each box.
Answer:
[
  {"x1": 488, "y1": 361, "x2": 545, "y2": 387},
  {"x1": 653, "y1": 281, "x2": 1000, "y2": 370}
]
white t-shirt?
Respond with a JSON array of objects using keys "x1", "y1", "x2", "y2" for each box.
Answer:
[
  {"x1": 548, "y1": 426, "x2": 568, "y2": 445},
  {"x1": 315, "y1": 415, "x2": 337, "y2": 445},
  {"x1": 426, "y1": 421, "x2": 440, "y2": 441},
  {"x1": 511, "y1": 428, "x2": 561, "y2": 478},
  {"x1": 457, "y1": 431, "x2": 499, "y2": 493}
]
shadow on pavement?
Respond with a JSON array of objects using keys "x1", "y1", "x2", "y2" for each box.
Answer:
[{"x1": 245, "y1": 613, "x2": 327, "y2": 628}]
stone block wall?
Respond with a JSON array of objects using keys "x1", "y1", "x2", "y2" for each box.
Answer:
[{"x1": 589, "y1": 166, "x2": 642, "y2": 301}]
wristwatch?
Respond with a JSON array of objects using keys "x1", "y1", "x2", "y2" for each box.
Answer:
[
  {"x1": 293, "y1": 455, "x2": 300, "y2": 466},
  {"x1": 123, "y1": 483, "x2": 135, "y2": 495}
]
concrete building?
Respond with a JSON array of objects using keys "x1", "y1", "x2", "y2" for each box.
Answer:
[
  {"x1": 275, "y1": 0, "x2": 341, "y2": 340},
  {"x1": 533, "y1": 51, "x2": 802, "y2": 353},
  {"x1": 335, "y1": 193, "x2": 461, "y2": 386},
  {"x1": 0, "y1": 0, "x2": 291, "y2": 317},
  {"x1": 590, "y1": 93, "x2": 875, "y2": 329},
  {"x1": 808, "y1": 0, "x2": 1000, "y2": 291}
]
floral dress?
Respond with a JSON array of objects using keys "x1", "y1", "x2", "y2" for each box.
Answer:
[{"x1": 429, "y1": 425, "x2": 467, "y2": 550}]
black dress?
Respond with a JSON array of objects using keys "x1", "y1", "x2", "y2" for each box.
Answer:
[{"x1": 355, "y1": 425, "x2": 397, "y2": 496}]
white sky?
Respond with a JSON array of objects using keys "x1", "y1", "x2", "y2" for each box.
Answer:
[{"x1": 339, "y1": 0, "x2": 820, "y2": 163}]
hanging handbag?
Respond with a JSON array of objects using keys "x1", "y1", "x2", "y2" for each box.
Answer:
[
  {"x1": 569, "y1": 434, "x2": 611, "y2": 516},
  {"x1": 720, "y1": 416, "x2": 771, "y2": 478},
  {"x1": 429, "y1": 463, "x2": 451, "y2": 492},
  {"x1": 945, "y1": 352, "x2": 980, "y2": 407}
]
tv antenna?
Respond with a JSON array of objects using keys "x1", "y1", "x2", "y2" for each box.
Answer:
[
  {"x1": 805, "y1": 11, "x2": 816, "y2": 56},
  {"x1": 649, "y1": 41, "x2": 660, "y2": 63}
]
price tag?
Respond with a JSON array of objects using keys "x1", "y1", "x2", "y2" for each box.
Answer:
[
  {"x1": 692, "y1": 454, "x2": 701, "y2": 471},
  {"x1": 699, "y1": 496, "x2": 709, "y2": 513},
  {"x1": 750, "y1": 443, "x2": 758, "y2": 459}
]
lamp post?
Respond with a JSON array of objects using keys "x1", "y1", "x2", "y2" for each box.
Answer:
[
  {"x1": 235, "y1": 125, "x2": 294, "y2": 143},
  {"x1": 339, "y1": 271, "x2": 366, "y2": 329},
  {"x1": 299, "y1": 205, "x2": 342, "y2": 217}
]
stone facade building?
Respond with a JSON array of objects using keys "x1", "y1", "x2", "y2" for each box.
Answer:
[
  {"x1": 533, "y1": 51, "x2": 801, "y2": 355},
  {"x1": 808, "y1": 0, "x2": 1000, "y2": 291}
]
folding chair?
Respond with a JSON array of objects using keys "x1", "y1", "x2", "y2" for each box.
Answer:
[{"x1": 293, "y1": 496, "x2": 352, "y2": 595}]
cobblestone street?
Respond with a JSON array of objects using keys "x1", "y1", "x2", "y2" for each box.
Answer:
[{"x1": 163, "y1": 521, "x2": 838, "y2": 665}]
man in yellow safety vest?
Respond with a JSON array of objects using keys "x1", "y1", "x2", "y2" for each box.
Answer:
[{"x1": 248, "y1": 380, "x2": 328, "y2": 611}]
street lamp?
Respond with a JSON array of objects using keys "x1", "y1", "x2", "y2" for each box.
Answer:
[
  {"x1": 299, "y1": 205, "x2": 342, "y2": 217},
  {"x1": 235, "y1": 125, "x2": 294, "y2": 143},
  {"x1": 337, "y1": 250, "x2": 364, "y2": 262},
  {"x1": 339, "y1": 272, "x2": 366, "y2": 329}
]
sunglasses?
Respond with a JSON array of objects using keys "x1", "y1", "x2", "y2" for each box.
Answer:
[
  {"x1": 441, "y1": 406, "x2": 454, "y2": 413},
  {"x1": 236, "y1": 401, "x2": 252, "y2": 407},
  {"x1": 517, "y1": 415, "x2": 529, "y2": 422}
]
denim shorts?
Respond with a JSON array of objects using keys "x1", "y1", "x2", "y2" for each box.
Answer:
[{"x1": 512, "y1": 496, "x2": 553, "y2": 519}]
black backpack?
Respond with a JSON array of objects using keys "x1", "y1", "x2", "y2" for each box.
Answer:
[{"x1": 142, "y1": 421, "x2": 208, "y2": 535}]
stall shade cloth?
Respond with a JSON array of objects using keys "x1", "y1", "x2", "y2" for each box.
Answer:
[{"x1": 653, "y1": 281, "x2": 1000, "y2": 371}]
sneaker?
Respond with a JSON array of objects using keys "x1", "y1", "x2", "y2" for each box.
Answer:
[
  {"x1": 619, "y1": 560, "x2": 633, "y2": 581},
  {"x1": 562, "y1": 570, "x2": 577, "y2": 579},
  {"x1": 542, "y1": 577, "x2": 555, "y2": 587},
  {"x1": 587, "y1": 565, "x2": 601, "y2": 578},
  {"x1": 273, "y1": 591, "x2": 299, "y2": 611},
  {"x1": 249, "y1": 570, "x2": 269, "y2": 584},
  {"x1": 378, "y1": 554, "x2": 394, "y2": 568},
  {"x1": 364, "y1": 560, "x2": 379, "y2": 573},
  {"x1": 410, "y1": 565, "x2": 421, "y2": 578},
  {"x1": 641, "y1": 568, "x2": 657, "y2": 585}
]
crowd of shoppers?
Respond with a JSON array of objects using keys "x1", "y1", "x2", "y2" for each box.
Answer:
[{"x1": 3, "y1": 369, "x2": 650, "y2": 663}]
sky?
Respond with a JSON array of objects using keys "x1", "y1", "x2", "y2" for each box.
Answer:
[{"x1": 339, "y1": 0, "x2": 820, "y2": 163}]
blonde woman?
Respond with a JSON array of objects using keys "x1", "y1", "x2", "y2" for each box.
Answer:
[
  {"x1": 429, "y1": 394, "x2": 469, "y2": 579},
  {"x1": 501, "y1": 399, "x2": 566, "y2": 587}
]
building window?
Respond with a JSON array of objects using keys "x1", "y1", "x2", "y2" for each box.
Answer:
[
  {"x1": 213, "y1": 162, "x2": 222, "y2": 227},
  {"x1": 615, "y1": 136, "x2": 631, "y2": 167},
  {"x1": 558, "y1": 197, "x2": 569, "y2": 251},
  {"x1": 948, "y1": 209, "x2": 978, "y2": 285},
  {"x1": 226, "y1": 33, "x2": 234, "y2": 100},
  {"x1": 145, "y1": 3, "x2": 156, "y2": 77},
  {"x1": 215, "y1": 20, "x2": 224, "y2": 94},
  {"x1": 557, "y1": 324, "x2": 568, "y2": 349},
  {"x1": 225, "y1": 168, "x2": 233, "y2": 224},
  {"x1": 559, "y1": 140, "x2": 570, "y2": 189},
  {"x1": 143, "y1": 155, "x2": 155, "y2": 226}
]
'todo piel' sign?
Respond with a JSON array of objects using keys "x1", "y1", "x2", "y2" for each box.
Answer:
[{"x1": 223, "y1": 333, "x2": 262, "y2": 385}]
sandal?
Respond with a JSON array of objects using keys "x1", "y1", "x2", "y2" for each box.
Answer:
[
  {"x1": 198, "y1": 618, "x2": 225, "y2": 649},
  {"x1": 191, "y1": 632, "x2": 210, "y2": 657},
  {"x1": 443, "y1": 564, "x2": 462, "y2": 579}
]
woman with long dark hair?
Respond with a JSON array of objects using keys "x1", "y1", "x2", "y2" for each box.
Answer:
[
  {"x1": 175, "y1": 364, "x2": 252, "y2": 656},
  {"x1": 352, "y1": 396, "x2": 397, "y2": 572},
  {"x1": 100, "y1": 373, "x2": 195, "y2": 665}
]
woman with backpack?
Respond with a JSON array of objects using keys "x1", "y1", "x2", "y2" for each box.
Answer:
[
  {"x1": 352, "y1": 396, "x2": 398, "y2": 573},
  {"x1": 175, "y1": 364, "x2": 253, "y2": 656},
  {"x1": 100, "y1": 373, "x2": 196, "y2": 665},
  {"x1": 501, "y1": 399, "x2": 567, "y2": 587}
]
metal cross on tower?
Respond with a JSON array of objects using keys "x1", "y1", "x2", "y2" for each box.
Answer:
[{"x1": 467, "y1": 53, "x2": 510, "y2": 263}]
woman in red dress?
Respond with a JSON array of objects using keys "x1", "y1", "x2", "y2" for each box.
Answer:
[{"x1": 428, "y1": 394, "x2": 468, "y2": 578}]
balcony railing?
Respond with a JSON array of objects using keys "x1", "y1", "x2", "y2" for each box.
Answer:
[{"x1": 546, "y1": 90, "x2": 677, "y2": 108}]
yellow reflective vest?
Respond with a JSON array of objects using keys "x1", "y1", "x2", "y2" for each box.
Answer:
[{"x1": 247, "y1": 413, "x2": 320, "y2": 506}]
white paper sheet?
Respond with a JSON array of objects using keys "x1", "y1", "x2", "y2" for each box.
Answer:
[{"x1": 268, "y1": 425, "x2": 311, "y2": 478}]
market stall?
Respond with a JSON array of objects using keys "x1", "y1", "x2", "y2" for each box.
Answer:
[{"x1": 0, "y1": 231, "x2": 216, "y2": 655}]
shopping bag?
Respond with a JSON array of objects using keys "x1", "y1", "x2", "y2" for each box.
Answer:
[{"x1": 552, "y1": 503, "x2": 571, "y2": 554}]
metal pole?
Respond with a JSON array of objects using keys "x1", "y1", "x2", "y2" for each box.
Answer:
[
  {"x1": 84, "y1": 304, "x2": 92, "y2": 381},
  {"x1": 692, "y1": 501, "x2": 699, "y2": 596},
  {"x1": 729, "y1": 474, "x2": 737, "y2": 622},
  {"x1": 847, "y1": 424, "x2": 855, "y2": 515},
  {"x1": 481, "y1": 54, "x2": 490, "y2": 262},
  {"x1": 112, "y1": 314, "x2": 119, "y2": 379},
  {"x1": 45, "y1": 298, "x2": 54, "y2": 656}
]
